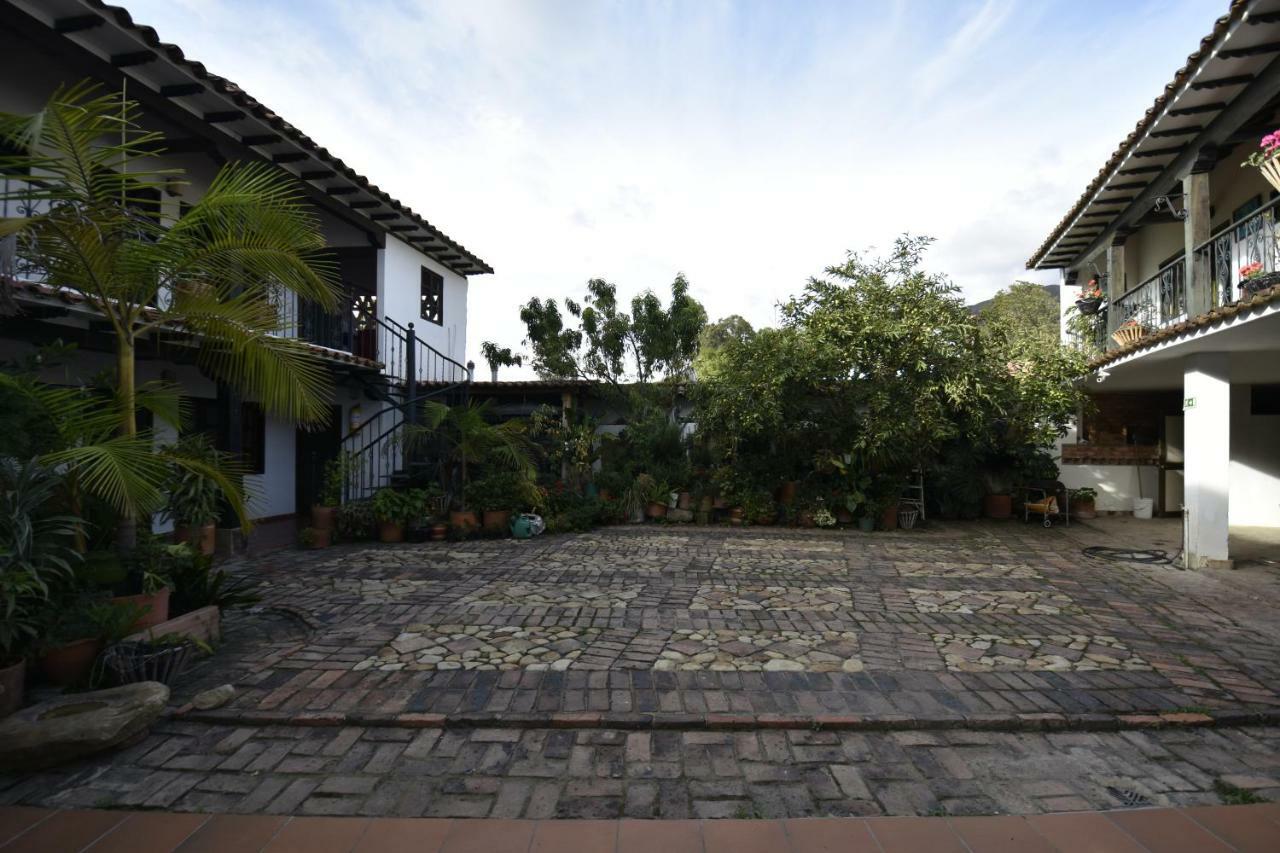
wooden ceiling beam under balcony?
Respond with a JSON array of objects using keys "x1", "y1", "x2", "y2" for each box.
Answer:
[
  {"x1": 54, "y1": 15, "x2": 103, "y2": 33},
  {"x1": 159, "y1": 82, "x2": 205, "y2": 97},
  {"x1": 1220, "y1": 40, "x2": 1280, "y2": 59},
  {"x1": 110, "y1": 50, "x2": 155, "y2": 67},
  {"x1": 241, "y1": 133, "x2": 282, "y2": 146},
  {"x1": 1191, "y1": 74, "x2": 1255, "y2": 90},
  {"x1": 272, "y1": 151, "x2": 309, "y2": 164}
]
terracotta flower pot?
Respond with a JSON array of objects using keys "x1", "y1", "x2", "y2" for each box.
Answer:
[
  {"x1": 450, "y1": 510, "x2": 479, "y2": 532},
  {"x1": 698, "y1": 495, "x2": 714, "y2": 513},
  {"x1": 311, "y1": 504, "x2": 337, "y2": 531},
  {"x1": 173, "y1": 522, "x2": 216, "y2": 556},
  {"x1": 0, "y1": 658, "x2": 24, "y2": 717},
  {"x1": 880, "y1": 504, "x2": 899, "y2": 531},
  {"x1": 378, "y1": 521, "x2": 405, "y2": 543},
  {"x1": 1073, "y1": 499, "x2": 1097, "y2": 520},
  {"x1": 677, "y1": 492, "x2": 693, "y2": 511},
  {"x1": 645, "y1": 501, "x2": 668, "y2": 520},
  {"x1": 309, "y1": 528, "x2": 332, "y2": 548},
  {"x1": 113, "y1": 587, "x2": 171, "y2": 632},
  {"x1": 728, "y1": 507, "x2": 745, "y2": 526},
  {"x1": 983, "y1": 494, "x2": 1013, "y2": 520},
  {"x1": 835, "y1": 508, "x2": 855, "y2": 525},
  {"x1": 430, "y1": 523, "x2": 448, "y2": 541},
  {"x1": 797, "y1": 511, "x2": 815, "y2": 528},
  {"x1": 777, "y1": 481, "x2": 799, "y2": 506},
  {"x1": 40, "y1": 638, "x2": 103, "y2": 687},
  {"x1": 483, "y1": 509, "x2": 512, "y2": 533}
]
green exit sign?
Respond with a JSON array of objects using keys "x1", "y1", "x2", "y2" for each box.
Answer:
[{"x1": 1183, "y1": 397, "x2": 1196, "y2": 409}]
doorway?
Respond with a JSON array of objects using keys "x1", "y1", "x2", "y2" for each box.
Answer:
[{"x1": 296, "y1": 405, "x2": 342, "y2": 516}]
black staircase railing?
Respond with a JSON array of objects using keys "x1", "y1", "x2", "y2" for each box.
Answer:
[{"x1": 340, "y1": 318, "x2": 472, "y2": 502}]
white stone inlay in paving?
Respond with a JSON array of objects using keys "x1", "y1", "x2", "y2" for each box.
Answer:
[
  {"x1": 356, "y1": 624, "x2": 603, "y2": 672},
  {"x1": 459, "y1": 582, "x2": 644, "y2": 609},
  {"x1": 908, "y1": 588, "x2": 1078, "y2": 615},
  {"x1": 932, "y1": 633, "x2": 1151, "y2": 672},
  {"x1": 655, "y1": 629, "x2": 863, "y2": 673},
  {"x1": 896, "y1": 562, "x2": 1042, "y2": 579},
  {"x1": 690, "y1": 584, "x2": 852, "y2": 612}
]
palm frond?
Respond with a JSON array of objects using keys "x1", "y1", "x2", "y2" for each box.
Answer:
[{"x1": 42, "y1": 433, "x2": 170, "y2": 518}]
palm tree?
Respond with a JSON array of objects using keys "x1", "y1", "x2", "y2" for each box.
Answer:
[
  {"x1": 0, "y1": 82, "x2": 339, "y2": 548},
  {"x1": 413, "y1": 400, "x2": 536, "y2": 510}
]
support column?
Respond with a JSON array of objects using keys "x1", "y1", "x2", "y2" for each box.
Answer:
[
  {"x1": 1106, "y1": 235, "x2": 1126, "y2": 339},
  {"x1": 1184, "y1": 164, "x2": 1212, "y2": 317},
  {"x1": 1183, "y1": 352, "x2": 1231, "y2": 569}
]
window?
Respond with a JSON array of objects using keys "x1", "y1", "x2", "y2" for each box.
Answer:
[
  {"x1": 185, "y1": 397, "x2": 266, "y2": 475},
  {"x1": 420, "y1": 267, "x2": 443, "y2": 325}
]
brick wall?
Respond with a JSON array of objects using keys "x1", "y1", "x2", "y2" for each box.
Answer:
[{"x1": 1063, "y1": 391, "x2": 1181, "y2": 465}]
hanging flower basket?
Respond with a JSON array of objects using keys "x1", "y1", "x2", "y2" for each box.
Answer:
[
  {"x1": 1075, "y1": 297, "x2": 1102, "y2": 315},
  {"x1": 1111, "y1": 322, "x2": 1145, "y2": 347},
  {"x1": 1243, "y1": 131, "x2": 1280, "y2": 192},
  {"x1": 1239, "y1": 269, "x2": 1280, "y2": 297}
]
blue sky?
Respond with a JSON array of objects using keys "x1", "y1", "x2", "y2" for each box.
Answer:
[{"x1": 130, "y1": 0, "x2": 1222, "y2": 374}]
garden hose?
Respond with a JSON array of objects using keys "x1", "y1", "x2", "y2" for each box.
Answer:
[{"x1": 1081, "y1": 545, "x2": 1184, "y2": 567}]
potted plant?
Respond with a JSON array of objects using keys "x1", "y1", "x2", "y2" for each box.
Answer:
[
  {"x1": 1111, "y1": 317, "x2": 1145, "y2": 347},
  {"x1": 337, "y1": 499, "x2": 376, "y2": 542},
  {"x1": 1237, "y1": 261, "x2": 1280, "y2": 298},
  {"x1": 469, "y1": 471, "x2": 521, "y2": 534},
  {"x1": 110, "y1": 539, "x2": 176, "y2": 632},
  {"x1": 298, "y1": 526, "x2": 329, "y2": 549},
  {"x1": 39, "y1": 597, "x2": 144, "y2": 687},
  {"x1": 644, "y1": 479, "x2": 671, "y2": 520},
  {"x1": 163, "y1": 435, "x2": 228, "y2": 557},
  {"x1": 1075, "y1": 278, "x2": 1104, "y2": 315},
  {"x1": 741, "y1": 490, "x2": 775, "y2": 526},
  {"x1": 311, "y1": 454, "x2": 348, "y2": 533},
  {"x1": 1243, "y1": 128, "x2": 1280, "y2": 192},
  {"x1": 372, "y1": 488, "x2": 426, "y2": 543},
  {"x1": 1070, "y1": 487, "x2": 1098, "y2": 519},
  {"x1": 813, "y1": 506, "x2": 837, "y2": 529}
]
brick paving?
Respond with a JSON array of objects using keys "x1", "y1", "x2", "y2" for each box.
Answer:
[
  {"x1": 169, "y1": 523, "x2": 1280, "y2": 723},
  {"x1": 5, "y1": 521, "x2": 1280, "y2": 825},
  {"x1": 3, "y1": 804, "x2": 1280, "y2": 851}
]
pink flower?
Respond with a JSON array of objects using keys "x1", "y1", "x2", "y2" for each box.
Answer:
[{"x1": 1262, "y1": 131, "x2": 1280, "y2": 151}]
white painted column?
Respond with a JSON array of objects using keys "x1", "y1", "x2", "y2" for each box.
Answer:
[{"x1": 1183, "y1": 352, "x2": 1231, "y2": 568}]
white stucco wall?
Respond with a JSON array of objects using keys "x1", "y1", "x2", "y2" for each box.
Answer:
[
  {"x1": 1229, "y1": 386, "x2": 1280, "y2": 527},
  {"x1": 376, "y1": 237, "x2": 469, "y2": 369}
]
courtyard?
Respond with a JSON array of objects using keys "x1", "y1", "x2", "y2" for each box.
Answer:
[{"x1": 4, "y1": 521, "x2": 1280, "y2": 821}]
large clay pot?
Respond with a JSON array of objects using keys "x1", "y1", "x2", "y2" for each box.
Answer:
[
  {"x1": 449, "y1": 510, "x2": 479, "y2": 532},
  {"x1": 983, "y1": 494, "x2": 1013, "y2": 520},
  {"x1": 309, "y1": 528, "x2": 332, "y2": 548},
  {"x1": 40, "y1": 638, "x2": 104, "y2": 687},
  {"x1": 1073, "y1": 499, "x2": 1097, "y2": 520},
  {"x1": 430, "y1": 523, "x2": 448, "y2": 541},
  {"x1": 482, "y1": 509, "x2": 511, "y2": 533},
  {"x1": 677, "y1": 492, "x2": 693, "y2": 511},
  {"x1": 777, "y1": 481, "x2": 799, "y2": 506},
  {"x1": 113, "y1": 587, "x2": 171, "y2": 632},
  {"x1": 728, "y1": 507, "x2": 745, "y2": 526},
  {"x1": 378, "y1": 521, "x2": 405, "y2": 543},
  {"x1": 174, "y1": 522, "x2": 216, "y2": 556},
  {"x1": 880, "y1": 504, "x2": 899, "y2": 531},
  {"x1": 311, "y1": 505, "x2": 337, "y2": 531},
  {"x1": 0, "y1": 659, "x2": 24, "y2": 717},
  {"x1": 645, "y1": 501, "x2": 668, "y2": 520}
]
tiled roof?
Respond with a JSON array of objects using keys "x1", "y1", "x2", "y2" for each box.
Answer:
[
  {"x1": 56, "y1": 1, "x2": 493, "y2": 276},
  {"x1": 1088, "y1": 281, "x2": 1280, "y2": 368},
  {"x1": 1027, "y1": 0, "x2": 1256, "y2": 270}
]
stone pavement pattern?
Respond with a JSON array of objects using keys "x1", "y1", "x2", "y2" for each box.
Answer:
[
  {"x1": 171, "y1": 523, "x2": 1280, "y2": 722},
  {"x1": 3, "y1": 803, "x2": 1280, "y2": 852}
]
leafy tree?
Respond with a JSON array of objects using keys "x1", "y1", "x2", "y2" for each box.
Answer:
[
  {"x1": 1, "y1": 83, "x2": 338, "y2": 548},
  {"x1": 977, "y1": 281, "x2": 1060, "y2": 359},
  {"x1": 412, "y1": 400, "x2": 537, "y2": 510},
  {"x1": 692, "y1": 314, "x2": 754, "y2": 380},
  {"x1": 479, "y1": 341, "x2": 523, "y2": 381},
  {"x1": 518, "y1": 274, "x2": 706, "y2": 386}
]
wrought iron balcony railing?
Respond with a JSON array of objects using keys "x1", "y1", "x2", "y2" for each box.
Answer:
[
  {"x1": 1111, "y1": 255, "x2": 1186, "y2": 339},
  {"x1": 1193, "y1": 194, "x2": 1280, "y2": 308}
]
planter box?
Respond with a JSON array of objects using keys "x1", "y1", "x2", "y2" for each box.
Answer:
[{"x1": 125, "y1": 605, "x2": 220, "y2": 646}]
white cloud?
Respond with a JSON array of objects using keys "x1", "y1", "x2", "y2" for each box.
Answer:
[{"x1": 121, "y1": 0, "x2": 1222, "y2": 375}]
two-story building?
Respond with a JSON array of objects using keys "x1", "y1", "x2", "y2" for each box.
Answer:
[
  {"x1": 1029, "y1": 0, "x2": 1280, "y2": 568},
  {"x1": 0, "y1": 0, "x2": 489, "y2": 547}
]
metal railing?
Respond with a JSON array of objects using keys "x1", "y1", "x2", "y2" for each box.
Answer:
[
  {"x1": 1193, "y1": 194, "x2": 1280, "y2": 308},
  {"x1": 1111, "y1": 255, "x2": 1186, "y2": 336}
]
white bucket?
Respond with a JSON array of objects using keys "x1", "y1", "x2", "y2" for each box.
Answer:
[{"x1": 1133, "y1": 498, "x2": 1154, "y2": 520}]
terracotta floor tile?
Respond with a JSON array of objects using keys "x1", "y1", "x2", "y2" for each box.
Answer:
[
  {"x1": 949, "y1": 816, "x2": 1057, "y2": 852},
  {"x1": 352, "y1": 818, "x2": 453, "y2": 853},
  {"x1": 264, "y1": 817, "x2": 373, "y2": 852},
  {"x1": 782, "y1": 818, "x2": 878, "y2": 851},
  {"x1": 617, "y1": 819, "x2": 702, "y2": 853},
  {"x1": 86, "y1": 813, "x2": 212, "y2": 853},
  {"x1": 175, "y1": 814, "x2": 288, "y2": 853},
  {"x1": 531, "y1": 820, "x2": 617, "y2": 853},
  {"x1": 0, "y1": 807, "x2": 52, "y2": 846},
  {"x1": 1, "y1": 809, "x2": 127, "y2": 853},
  {"x1": 1106, "y1": 808, "x2": 1234, "y2": 853},
  {"x1": 703, "y1": 820, "x2": 790, "y2": 853},
  {"x1": 1026, "y1": 813, "x2": 1147, "y2": 853},
  {"x1": 865, "y1": 817, "x2": 967, "y2": 853},
  {"x1": 1184, "y1": 804, "x2": 1280, "y2": 852},
  {"x1": 439, "y1": 819, "x2": 536, "y2": 853}
]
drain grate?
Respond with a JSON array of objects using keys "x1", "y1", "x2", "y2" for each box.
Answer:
[{"x1": 1106, "y1": 786, "x2": 1153, "y2": 807}]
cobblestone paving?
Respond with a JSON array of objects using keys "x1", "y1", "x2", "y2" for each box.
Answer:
[
  {"x1": 161, "y1": 523, "x2": 1280, "y2": 720},
  {"x1": 6, "y1": 721, "x2": 1280, "y2": 818}
]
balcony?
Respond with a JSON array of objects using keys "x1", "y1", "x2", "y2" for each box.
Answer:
[
  {"x1": 1111, "y1": 255, "x2": 1186, "y2": 339},
  {"x1": 1194, "y1": 195, "x2": 1280, "y2": 310}
]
